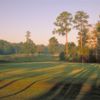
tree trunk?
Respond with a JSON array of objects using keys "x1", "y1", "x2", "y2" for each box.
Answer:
[
  {"x1": 66, "y1": 33, "x2": 68, "y2": 58},
  {"x1": 97, "y1": 35, "x2": 100, "y2": 63},
  {"x1": 80, "y1": 33, "x2": 83, "y2": 63}
]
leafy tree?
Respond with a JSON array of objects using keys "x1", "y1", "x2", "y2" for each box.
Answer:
[
  {"x1": 96, "y1": 21, "x2": 100, "y2": 32},
  {"x1": 36, "y1": 45, "x2": 45, "y2": 54},
  {"x1": 86, "y1": 29, "x2": 98, "y2": 62},
  {"x1": 53, "y1": 11, "x2": 72, "y2": 58},
  {"x1": 86, "y1": 29, "x2": 98, "y2": 49},
  {"x1": 24, "y1": 31, "x2": 36, "y2": 54},
  {"x1": 96, "y1": 21, "x2": 100, "y2": 62},
  {"x1": 58, "y1": 44, "x2": 65, "y2": 54},
  {"x1": 48, "y1": 37, "x2": 59, "y2": 55},
  {"x1": 59, "y1": 52, "x2": 66, "y2": 61},
  {"x1": 0, "y1": 40, "x2": 15, "y2": 55},
  {"x1": 68, "y1": 42, "x2": 77, "y2": 61},
  {"x1": 13, "y1": 42, "x2": 25, "y2": 54},
  {"x1": 26, "y1": 31, "x2": 31, "y2": 42},
  {"x1": 73, "y1": 11, "x2": 90, "y2": 62}
]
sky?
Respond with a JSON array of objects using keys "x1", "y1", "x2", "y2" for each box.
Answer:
[{"x1": 0, "y1": 0, "x2": 100, "y2": 45}]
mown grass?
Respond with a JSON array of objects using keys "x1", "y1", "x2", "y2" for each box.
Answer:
[
  {"x1": 0, "y1": 62, "x2": 100, "y2": 100},
  {"x1": 0, "y1": 54, "x2": 59, "y2": 63}
]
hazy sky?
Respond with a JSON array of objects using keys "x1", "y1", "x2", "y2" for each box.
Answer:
[{"x1": 0, "y1": 0, "x2": 100, "y2": 45}]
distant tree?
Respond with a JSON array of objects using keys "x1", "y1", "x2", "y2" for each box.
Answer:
[
  {"x1": 36, "y1": 45, "x2": 45, "y2": 54},
  {"x1": 0, "y1": 40, "x2": 15, "y2": 55},
  {"x1": 43, "y1": 46, "x2": 49, "y2": 54},
  {"x1": 24, "y1": 31, "x2": 36, "y2": 54},
  {"x1": 57, "y1": 44, "x2": 65, "y2": 54},
  {"x1": 48, "y1": 37, "x2": 59, "y2": 55},
  {"x1": 68, "y1": 42, "x2": 77, "y2": 61},
  {"x1": 73, "y1": 11, "x2": 90, "y2": 62},
  {"x1": 26, "y1": 31, "x2": 31, "y2": 42},
  {"x1": 13, "y1": 42, "x2": 25, "y2": 54},
  {"x1": 53, "y1": 11, "x2": 72, "y2": 58}
]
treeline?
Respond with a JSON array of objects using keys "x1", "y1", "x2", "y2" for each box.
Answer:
[
  {"x1": 0, "y1": 31, "x2": 65, "y2": 56},
  {"x1": 0, "y1": 11, "x2": 100, "y2": 63},
  {"x1": 0, "y1": 33, "x2": 100, "y2": 63}
]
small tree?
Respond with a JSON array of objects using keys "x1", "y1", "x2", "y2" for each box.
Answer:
[
  {"x1": 24, "y1": 31, "x2": 36, "y2": 54},
  {"x1": 26, "y1": 31, "x2": 31, "y2": 42},
  {"x1": 68, "y1": 42, "x2": 77, "y2": 62},
  {"x1": 59, "y1": 52, "x2": 66, "y2": 61},
  {"x1": 48, "y1": 37, "x2": 59, "y2": 55},
  {"x1": 36, "y1": 45, "x2": 45, "y2": 54}
]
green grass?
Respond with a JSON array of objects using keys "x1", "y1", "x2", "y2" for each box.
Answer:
[
  {"x1": 0, "y1": 62, "x2": 100, "y2": 100},
  {"x1": 0, "y1": 54, "x2": 59, "y2": 63}
]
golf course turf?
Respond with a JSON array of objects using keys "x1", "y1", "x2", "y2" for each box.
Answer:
[{"x1": 0, "y1": 62, "x2": 100, "y2": 100}]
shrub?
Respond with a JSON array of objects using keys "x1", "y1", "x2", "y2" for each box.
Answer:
[{"x1": 59, "y1": 52, "x2": 66, "y2": 61}]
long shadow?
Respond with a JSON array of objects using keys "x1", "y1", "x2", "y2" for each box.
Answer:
[
  {"x1": 61, "y1": 83, "x2": 82, "y2": 100},
  {"x1": 31, "y1": 81, "x2": 65, "y2": 100},
  {"x1": 31, "y1": 78, "x2": 86, "y2": 100},
  {"x1": 82, "y1": 67, "x2": 100, "y2": 100},
  {"x1": 0, "y1": 64, "x2": 96, "y2": 100},
  {"x1": 0, "y1": 79, "x2": 18, "y2": 89},
  {"x1": 0, "y1": 81, "x2": 37, "y2": 99},
  {"x1": 0, "y1": 76, "x2": 59, "y2": 99},
  {"x1": 82, "y1": 84, "x2": 100, "y2": 100},
  {"x1": 50, "y1": 69, "x2": 91, "y2": 100},
  {"x1": 31, "y1": 72, "x2": 91, "y2": 100},
  {"x1": 0, "y1": 72, "x2": 44, "y2": 90},
  {"x1": 81, "y1": 73, "x2": 100, "y2": 100},
  {"x1": 31, "y1": 68, "x2": 89, "y2": 100}
]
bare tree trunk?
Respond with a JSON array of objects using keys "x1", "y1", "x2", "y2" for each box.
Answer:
[
  {"x1": 66, "y1": 33, "x2": 68, "y2": 58},
  {"x1": 96, "y1": 48, "x2": 97, "y2": 62},
  {"x1": 80, "y1": 33, "x2": 83, "y2": 63}
]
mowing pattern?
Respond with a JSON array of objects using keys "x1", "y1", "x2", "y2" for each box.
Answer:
[{"x1": 0, "y1": 62, "x2": 100, "y2": 100}]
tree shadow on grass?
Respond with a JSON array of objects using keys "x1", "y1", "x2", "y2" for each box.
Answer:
[
  {"x1": 31, "y1": 80, "x2": 83, "y2": 100},
  {"x1": 31, "y1": 78, "x2": 100, "y2": 100},
  {"x1": 82, "y1": 84, "x2": 100, "y2": 100}
]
